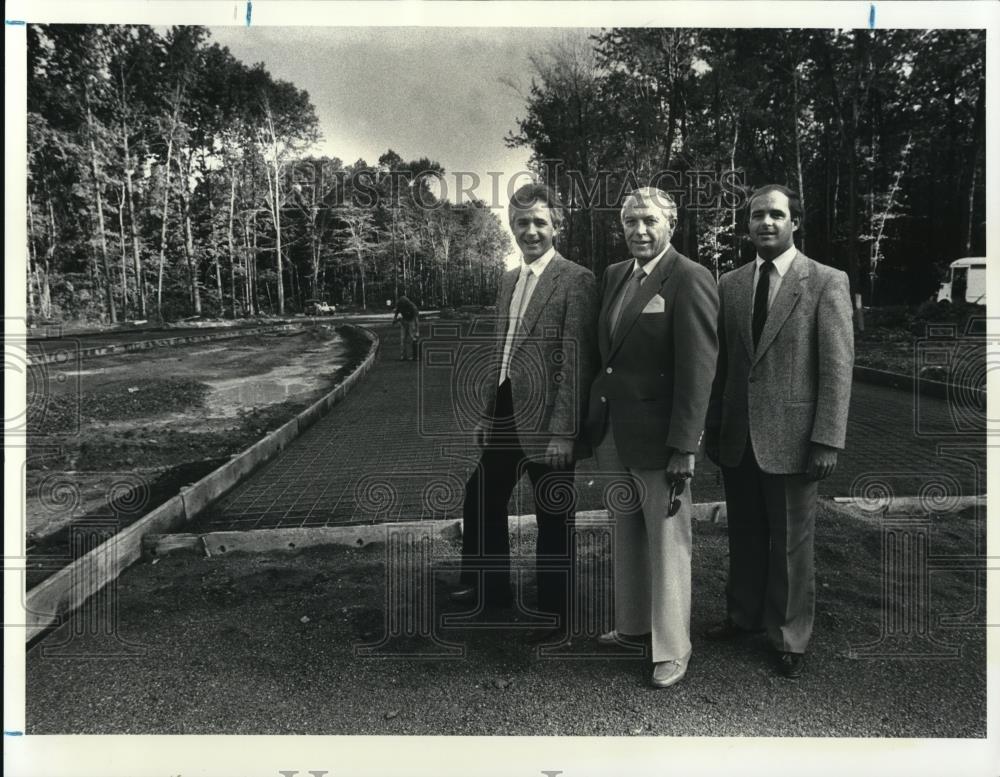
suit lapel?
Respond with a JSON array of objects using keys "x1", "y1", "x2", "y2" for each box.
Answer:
[
  {"x1": 600, "y1": 261, "x2": 630, "y2": 357},
  {"x1": 493, "y1": 267, "x2": 518, "y2": 354},
  {"x1": 734, "y1": 261, "x2": 756, "y2": 359},
  {"x1": 516, "y1": 254, "x2": 564, "y2": 341},
  {"x1": 609, "y1": 247, "x2": 678, "y2": 357},
  {"x1": 752, "y1": 251, "x2": 809, "y2": 362},
  {"x1": 497, "y1": 267, "x2": 517, "y2": 322}
]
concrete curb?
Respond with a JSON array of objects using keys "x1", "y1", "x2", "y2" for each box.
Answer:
[
  {"x1": 853, "y1": 364, "x2": 985, "y2": 403},
  {"x1": 141, "y1": 493, "x2": 988, "y2": 559},
  {"x1": 831, "y1": 493, "x2": 985, "y2": 516},
  {"x1": 24, "y1": 325, "x2": 380, "y2": 642},
  {"x1": 144, "y1": 504, "x2": 729, "y2": 559}
]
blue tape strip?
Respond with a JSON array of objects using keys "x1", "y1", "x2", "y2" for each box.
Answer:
[
  {"x1": 6, "y1": 20, "x2": 27, "y2": 25},
  {"x1": 869, "y1": 3, "x2": 876, "y2": 29},
  {"x1": 5, "y1": 731, "x2": 24, "y2": 736},
  {"x1": 246, "y1": 1, "x2": 253, "y2": 27}
]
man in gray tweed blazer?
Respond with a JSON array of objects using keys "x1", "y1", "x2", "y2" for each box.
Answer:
[
  {"x1": 705, "y1": 184, "x2": 854, "y2": 679},
  {"x1": 451, "y1": 183, "x2": 598, "y2": 643}
]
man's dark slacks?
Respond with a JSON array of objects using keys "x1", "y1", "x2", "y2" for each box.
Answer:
[
  {"x1": 721, "y1": 436, "x2": 818, "y2": 654},
  {"x1": 459, "y1": 379, "x2": 574, "y2": 619}
]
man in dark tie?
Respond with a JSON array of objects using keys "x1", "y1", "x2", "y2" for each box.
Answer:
[
  {"x1": 585, "y1": 187, "x2": 719, "y2": 688},
  {"x1": 451, "y1": 183, "x2": 598, "y2": 642},
  {"x1": 705, "y1": 184, "x2": 854, "y2": 679}
]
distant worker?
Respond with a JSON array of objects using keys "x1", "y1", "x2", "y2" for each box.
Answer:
[{"x1": 392, "y1": 294, "x2": 420, "y2": 361}]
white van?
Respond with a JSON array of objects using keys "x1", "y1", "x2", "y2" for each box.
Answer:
[{"x1": 937, "y1": 257, "x2": 987, "y2": 305}]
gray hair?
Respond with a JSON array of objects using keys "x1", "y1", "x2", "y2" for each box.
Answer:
[{"x1": 620, "y1": 187, "x2": 678, "y2": 226}]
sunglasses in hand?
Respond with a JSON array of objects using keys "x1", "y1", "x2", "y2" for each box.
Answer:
[{"x1": 666, "y1": 477, "x2": 687, "y2": 518}]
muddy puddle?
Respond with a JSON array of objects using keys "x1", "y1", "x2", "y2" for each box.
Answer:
[{"x1": 202, "y1": 340, "x2": 348, "y2": 416}]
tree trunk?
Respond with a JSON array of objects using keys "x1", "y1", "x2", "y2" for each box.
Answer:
[
  {"x1": 118, "y1": 186, "x2": 129, "y2": 320},
  {"x1": 122, "y1": 117, "x2": 145, "y2": 318},
  {"x1": 792, "y1": 68, "x2": 807, "y2": 254},
  {"x1": 27, "y1": 196, "x2": 39, "y2": 320},
  {"x1": 85, "y1": 98, "x2": 117, "y2": 323},
  {"x1": 847, "y1": 131, "x2": 862, "y2": 330},
  {"x1": 960, "y1": 76, "x2": 985, "y2": 255},
  {"x1": 156, "y1": 90, "x2": 181, "y2": 320},
  {"x1": 178, "y1": 180, "x2": 202, "y2": 315},
  {"x1": 43, "y1": 199, "x2": 56, "y2": 317},
  {"x1": 267, "y1": 165, "x2": 285, "y2": 314},
  {"x1": 228, "y1": 174, "x2": 237, "y2": 318},
  {"x1": 247, "y1": 210, "x2": 254, "y2": 315},
  {"x1": 730, "y1": 120, "x2": 738, "y2": 266},
  {"x1": 311, "y1": 211, "x2": 321, "y2": 300},
  {"x1": 358, "y1": 252, "x2": 367, "y2": 310},
  {"x1": 208, "y1": 183, "x2": 224, "y2": 316},
  {"x1": 261, "y1": 111, "x2": 286, "y2": 315},
  {"x1": 242, "y1": 218, "x2": 253, "y2": 316}
]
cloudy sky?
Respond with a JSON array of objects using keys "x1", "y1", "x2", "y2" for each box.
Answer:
[{"x1": 208, "y1": 26, "x2": 596, "y2": 214}]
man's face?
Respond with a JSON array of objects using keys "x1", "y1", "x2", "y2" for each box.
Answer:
[
  {"x1": 509, "y1": 201, "x2": 556, "y2": 263},
  {"x1": 622, "y1": 200, "x2": 674, "y2": 262},
  {"x1": 748, "y1": 190, "x2": 799, "y2": 259}
]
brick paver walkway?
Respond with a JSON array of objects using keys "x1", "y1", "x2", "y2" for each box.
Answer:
[{"x1": 203, "y1": 323, "x2": 987, "y2": 530}]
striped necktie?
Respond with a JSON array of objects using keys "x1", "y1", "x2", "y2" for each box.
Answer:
[{"x1": 611, "y1": 266, "x2": 647, "y2": 339}]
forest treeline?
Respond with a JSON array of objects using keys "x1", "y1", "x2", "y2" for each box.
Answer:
[
  {"x1": 25, "y1": 26, "x2": 986, "y2": 324},
  {"x1": 507, "y1": 28, "x2": 986, "y2": 305},
  {"x1": 26, "y1": 25, "x2": 511, "y2": 324}
]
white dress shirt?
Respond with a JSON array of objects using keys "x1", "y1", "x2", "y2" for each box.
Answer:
[
  {"x1": 631, "y1": 247, "x2": 667, "y2": 280},
  {"x1": 499, "y1": 247, "x2": 555, "y2": 384},
  {"x1": 753, "y1": 244, "x2": 797, "y2": 311}
]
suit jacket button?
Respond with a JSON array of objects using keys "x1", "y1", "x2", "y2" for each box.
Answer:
[
  {"x1": 606, "y1": 366, "x2": 613, "y2": 374},
  {"x1": 600, "y1": 396, "x2": 606, "y2": 403}
]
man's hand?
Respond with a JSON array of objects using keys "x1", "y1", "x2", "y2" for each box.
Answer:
[
  {"x1": 545, "y1": 437, "x2": 575, "y2": 470},
  {"x1": 805, "y1": 443, "x2": 839, "y2": 481},
  {"x1": 666, "y1": 451, "x2": 695, "y2": 482},
  {"x1": 473, "y1": 422, "x2": 488, "y2": 449}
]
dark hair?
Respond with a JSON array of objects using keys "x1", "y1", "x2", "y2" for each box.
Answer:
[
  {"x1": 747, "y1": 184, "x2": 803, "y2": 222},
  {"x1": 508, "y1": 182, "x2": 565, "y2": 229}
]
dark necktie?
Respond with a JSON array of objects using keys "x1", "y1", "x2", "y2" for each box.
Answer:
[
  {"x1": 611, "y1": 267, "x2": 646, "y2": 338},
  {"x1": 752, "y1": 260, "x2": 774, "y2": 349}
]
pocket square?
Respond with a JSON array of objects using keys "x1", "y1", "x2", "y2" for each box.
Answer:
[{"x1": 642, "y1": 295, "x2": 666, "y2": 314}]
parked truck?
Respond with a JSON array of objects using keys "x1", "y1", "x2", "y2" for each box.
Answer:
[{"x1": 937, "y1": 257, "x2": 987, "y2": 305}]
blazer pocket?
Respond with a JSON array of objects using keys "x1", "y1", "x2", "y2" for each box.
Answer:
[{"x1": 641, "y1": 295, "x2": 666, "y2": 314}]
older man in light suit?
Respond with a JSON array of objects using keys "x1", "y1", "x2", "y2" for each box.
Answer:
[
  {"x1": 705, "y1": 184, "x2": 854, "y2": 679},
  {"x1": 452, "y1": 183, "x2": 598, "y2": 642},
  {"x1": 586, "y1": 187, "x2": 719, "y2": 688}
]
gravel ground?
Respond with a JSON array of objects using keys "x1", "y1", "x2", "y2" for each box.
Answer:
[{"x1": 25, "y1": 502, "x2": 985, "y2": 737}]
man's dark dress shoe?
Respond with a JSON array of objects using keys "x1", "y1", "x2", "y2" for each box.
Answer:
[
  {"x1": 777, "y1": 651, "x2": 805, "y2": 679},
  {"x1": 524, "y1": 626, "x2": 569, "y2": 646},
  {"x1": 449, "y1": 586, "x2": 477, "y2": 604},
  {"x1": 448, "y1": 586, "x2": 513, "y2": 608},
  {"x1": 703, "y1": 618, "x2": 760, "y2": 641}
]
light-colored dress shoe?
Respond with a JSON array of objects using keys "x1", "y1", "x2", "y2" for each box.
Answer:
[{"x1": 651, "y1": 659, "x2": 688, "y2": 688}]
